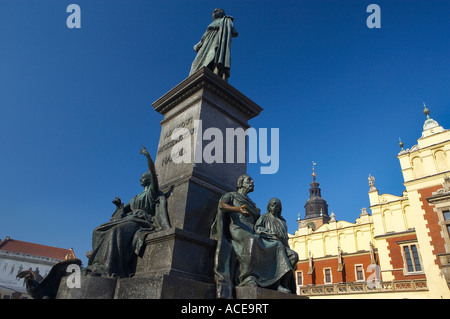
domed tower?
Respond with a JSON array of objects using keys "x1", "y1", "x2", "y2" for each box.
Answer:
[{"x1": 302, "y1": 162, "x2": 330, "y2": 230}]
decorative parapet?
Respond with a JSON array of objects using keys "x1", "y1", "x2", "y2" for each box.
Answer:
[
  {"x1": 297, "y1": 279, "x2": 428, "y2": 296},
  {"x1": 0, "y1": 249, "x2": 62, "y2": 266}
]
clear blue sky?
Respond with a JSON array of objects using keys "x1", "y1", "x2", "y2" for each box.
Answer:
[{"x1": 1, "y1": 1, "x2": 449, "y2": 265}]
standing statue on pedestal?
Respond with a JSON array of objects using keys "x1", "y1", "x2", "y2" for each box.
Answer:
[
  {"x1": 210, "y1": 175, "x2": 298, "y2": 298},
  {"x1": 85, "y1": 145, "x2": 171, "y2": 278},
  {"x1": 189, "y1": 8, "x2": 238, "y2": 80}
]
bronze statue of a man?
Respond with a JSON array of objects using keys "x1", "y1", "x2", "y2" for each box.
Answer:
[
  {"x1": 211, "y1": 176, "x2": 298, "y2": 298},
  {"x1": 210, "y1": 174, "x2": 260, "y2": 298},
  {"x1": 189, "y1": 8, "x2": 238, "y2": 80}
]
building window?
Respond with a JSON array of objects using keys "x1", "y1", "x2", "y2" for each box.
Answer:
[
  {"x1": 296, "y1": 271, "x2": 303, "y2": 286},
  {"x1": 355, "y1": 265, "x2": 365, "y2": 281},
  {"x1": 443, "y1": 210, "x2": 450, "y2": 238},
  {"x1": 401, "y1": 243, "x2": 423, "y2": 274},
  {"x1": 443, "y1": 210, "x2": 450, "y2": 221},
  {"x1": 324, "y1": 268, "x2": 332, "y2": 284}
]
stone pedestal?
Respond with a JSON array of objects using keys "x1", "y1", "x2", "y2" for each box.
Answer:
[
  {"x1": 116, "y1": 68, "x2": 263, "y2": 298},
  {"x1": 235, "y1": 287, "x2": 308, "y2": 299},
  {"x1": 135, "y1": 228, "x2": 216, "y2": 282},
  {"x1": 115, "y1": 274, "x2": 216, "y2": 299},
  {"x1": 153, "y1": 67, "x2": 262, "y2": 238},
  {"x1": 56, "y1": 276, "x2": 117, "y2": 299},
  {"x1": 114, "y1": 228, "x2": 216, "y2": 298}
]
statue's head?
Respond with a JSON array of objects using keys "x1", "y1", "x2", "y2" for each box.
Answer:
[
  {"x1": 212, "y1": 8, "x2": 225, "y2": 20},
  {"x1": 236, "y1": 174, "x2": 254, "y2": 193},
  {"x1": 267, "y1": 198, "x2": 282, "y2": 217},
  {"x1": 140, "y1": 172, "x2": 152, "y2": 187}
]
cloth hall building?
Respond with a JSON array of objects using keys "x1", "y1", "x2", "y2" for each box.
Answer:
[{"x1": 288, "y1": 105, "x2": 450, "y2": 298}]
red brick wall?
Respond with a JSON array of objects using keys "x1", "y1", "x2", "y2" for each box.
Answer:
[
  {"x1": 418, "y1": 185, "x2": 446, "y2": 268},
  {"x1": 313, "y1": 258, "x2": 339, "y2": 284},
  {"x1": 296, "y1": 261, "x2": 314, "y2": 285},
  {"x1": 296, "y1": 253, "x2": 378, "y2": 285},
  {"x1": 385, "y1": 233, "x2": 427, "y2": 281},
  {"x1": 342, "y1": 253, "x2": 375, "y2": 283}
]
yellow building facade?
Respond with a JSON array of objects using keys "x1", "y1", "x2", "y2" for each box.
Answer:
[{"x1": 289, "y1": 105, "x2": 450, "y2": 298}]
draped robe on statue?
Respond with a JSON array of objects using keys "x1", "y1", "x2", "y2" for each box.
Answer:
[
  {"x1": 189, "y1": 15, "x2": 237, "y2": 77},
  {"x1": 254, "y1": 212, "x2": 299, "y2": 294},
  {"x1": 210, "y1": 192, "x2": 296, "y2": 298},
  {"x1": 86, "y1": 188, "x2": 171, "y2": 278}
]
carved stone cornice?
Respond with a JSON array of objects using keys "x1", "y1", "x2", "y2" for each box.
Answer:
[{"x1": 152, "y1": 67, "x2": 263, "y2": 120}]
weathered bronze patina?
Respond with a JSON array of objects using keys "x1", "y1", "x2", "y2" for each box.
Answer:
[
  {"x1": 255, "y1": 198, "x2": 299, "y2": 294},
  {"x1": 85, "y1": 146, "x2": 171, "y2": 278},
  {"x1": 189, "y1": 8, "x2": 238, "y2": 80},
  {"x1": 210, "y1": 175, "x2": 298, "y2": 298}
]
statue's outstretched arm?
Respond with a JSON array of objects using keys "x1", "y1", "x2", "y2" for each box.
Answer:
[{"x1": 140, "y1": 145, "x2": 159, "y2": 194}]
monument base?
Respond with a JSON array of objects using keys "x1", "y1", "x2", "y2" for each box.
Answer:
[
  {"x1": 134, "y1": 227, "x2": 216, "y2": 284},
  {"x1": 115, "y1": 227, "x2": 217, "y2": 298},
  {"x1": 235, "y1": 286, "x2": 308, "y2": 299},
  {"x1": 56, "y1": 277, "x2": 308, "y2": 299},
  {"x1": 56, "y1": 274, "x2": 215, "y2": 299},
  {"x1": 115, "y1": 273, "x2": 216, "y2": 299},
  {"x1": 56, "y1": 276, "x2": 117, "y2": 299},
  {"x1": 56, "y1": 225, "x2": 307, "y2": 300},
  {"x1": 57, "y1": 227, "x2": 218, "y2": 299}
]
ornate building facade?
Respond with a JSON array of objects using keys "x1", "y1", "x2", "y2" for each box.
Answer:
[{"x1": 288, "y1": 105, "x2": 450, "y2": 298}]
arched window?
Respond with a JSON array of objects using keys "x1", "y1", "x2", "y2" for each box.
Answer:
[
  {"x1": 412, "y1": 157, "x2": 426, "y2": 178},
  {"x1": 434, "y1": 150, "x2": 449, "y2": 172}
]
